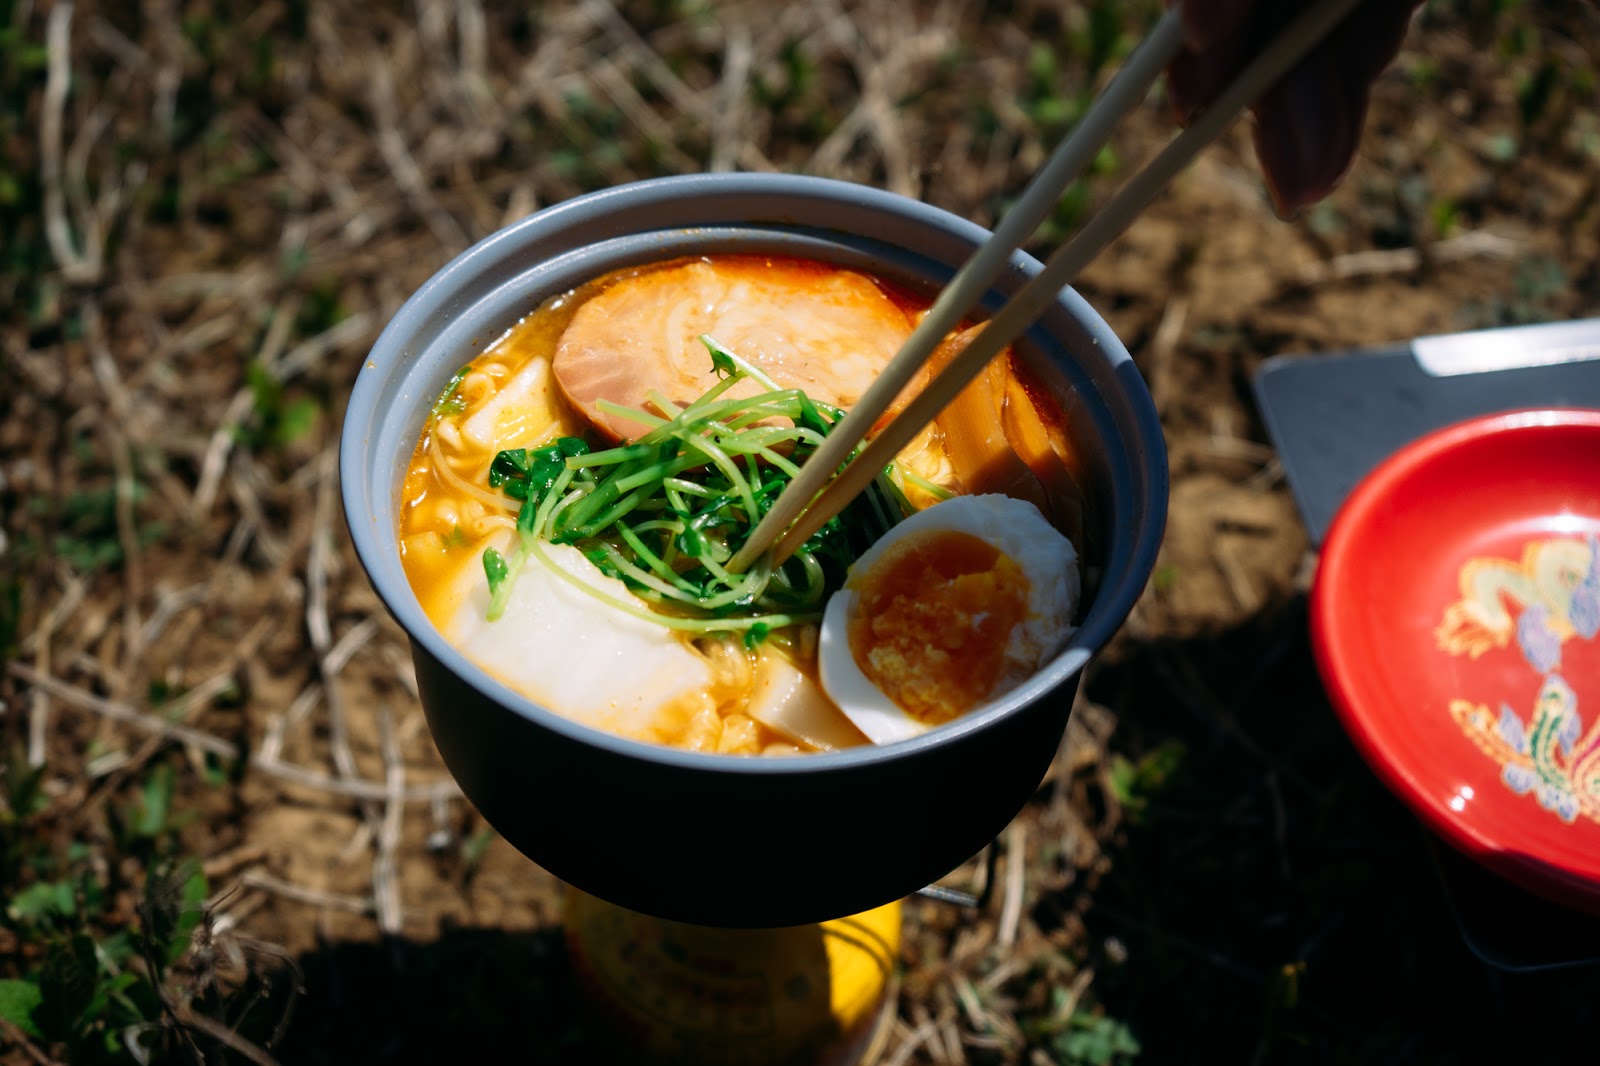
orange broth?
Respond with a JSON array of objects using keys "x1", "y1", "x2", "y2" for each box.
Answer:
[{"x1": 397, "y1": 255, "x2": 1082, "y2": 755}]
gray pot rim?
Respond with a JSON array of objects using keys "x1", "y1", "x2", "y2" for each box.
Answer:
[{"x1": 340, "y1": 172, "x2": 1167, "y2": 777}]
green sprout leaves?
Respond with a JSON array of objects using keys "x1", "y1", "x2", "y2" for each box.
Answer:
[
  {"x1": 475, "y1": 336, "x2": 908, "y2": 638},
  {"x1": 432, "y1": 364, "x2": 474, "y2": 417}
]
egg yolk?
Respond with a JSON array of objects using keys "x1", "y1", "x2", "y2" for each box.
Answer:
[{"x1": 847, "y1": 529, "x2": 1030, "y2": 724}]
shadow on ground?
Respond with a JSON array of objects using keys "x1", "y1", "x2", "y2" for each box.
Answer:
[
  {"x1": 274, "y1": 926, "x2": 593, "y2": 1064},
  {"x1": 270, "y1": 598, "x2": 1600, "y2": 1066},
  {"x1": 1075, "y1": 598, "x2": 1600, "y2": 1064}
]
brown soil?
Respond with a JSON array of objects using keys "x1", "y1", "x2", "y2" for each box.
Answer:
[{"x1": 3, "y1": 1, "x2": 1599, "y2": 1063}]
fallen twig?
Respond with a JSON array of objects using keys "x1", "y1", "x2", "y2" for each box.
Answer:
[
  {"x1": 27, "y1": 618, "x2": 54, "y2": 771},
  {"x1": 252, "y1": 747, "x2": 459, "y2": 804},
  {"x1": 996, "y1": 823, "x2": 1027, "y2": 949},
  {"x1": 306, "y1": 452, "x2": 365, "y2": 793},
  {"x1": 579, "y1": 0, "x2": 707, "y2": 119},
  {"x1": 883, "y1": 1014, "x2": 939, "y2": 1066},
  {"x1": 1293, "y1": 229, "x2": 1522, "y2": 287},
  {"x1": 324, "y1": 616, "x2": 381, "y2": 676},
  {"x1": 709, "y1": 26, "x2": 754, "y2": 173},
  {"x1": 1148, "y1": 296, "x2": 1189, "y2": 415},
  {"x1": 202, "y1": 845, "x2": 270, "y2": 881},
  {"x1": 8, "y1": 662, "x2": 239, "y2": 760},
  {"x1": 41, "y1": 2, "x2": 102, "y2": 283},
  {"x1": 171, "y1": 1006, "x2": 282, "y2": 1066},
  {"x1": 373, "y1": 705, "x2": 406, "y2": 934},
  {"x1": 368, "y1": 58, "x2": 469, "y2": 254},
  {"x1": 191, "y1": 294, "x2": 301, "y2": 519},
  {"x1": 237, "y1": 872, "x2": 374, "y2": 915},
  {"x1": 135, "y1": 583, "x2": 211, "y2": 653}
]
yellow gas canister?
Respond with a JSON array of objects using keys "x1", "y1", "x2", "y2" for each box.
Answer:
[{"x1": 565, "y1": 890, "x2": 901, "y2": 1066}]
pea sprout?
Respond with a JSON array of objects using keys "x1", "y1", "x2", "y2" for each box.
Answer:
[{"x1": 479, "y1": 335, "x2": 910, "y2": 640}]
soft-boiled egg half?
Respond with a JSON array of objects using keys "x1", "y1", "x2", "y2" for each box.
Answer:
[{"x1": 818, "y1": 494, "x2": 1080, "y2": 744}]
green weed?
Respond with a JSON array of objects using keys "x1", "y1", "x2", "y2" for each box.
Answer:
[
  {"x1": 1055, "y1": 1009, "x2": 1142, "y2": 1066},
  {"x1": 458, "y1": 825, "x2": 497, "y2": 888},
  {"x1": 19, "y1": 483, "x2": 165, "y2": 574},
  {"x1": 238, "y1": 362, "x2": 320, "y2": 451},
  {"x1": 752, "y1": 39, "x2": 818, "y2": 113},
  {"x1": 1517, "y1": 61, "x2": 1560, "y2": 126},
  {"x1": 1012, "y1": 1, "x2": 1155, "y2": 247},
  {"x1": 1107, "y1": 741, "x2": 1186, "y2": 823},
  {"x1": 1429, "y1": 197, "x2": 1460, "y2": 239},
  {"x1": 0, "y1": 2, "x2": 52, "y2": 335},
  {"x1": 0, "y1": 857, "x2": 208, "y2": 1062},
  {"x1": 0, "y1": 749, "x2": 286, "y2": 1064},
  {"x1": 1025, "y1": 983, "x2": 1142, "y2": 1066}
]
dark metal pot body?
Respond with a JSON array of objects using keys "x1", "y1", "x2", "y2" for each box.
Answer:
[{"x1": 341, "y1": 174, "x2": 1167, "y2": 927}]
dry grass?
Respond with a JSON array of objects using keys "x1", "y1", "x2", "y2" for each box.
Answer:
[{"x1": 3, "y1": 0, "x2": 1599, "y2": 1063}]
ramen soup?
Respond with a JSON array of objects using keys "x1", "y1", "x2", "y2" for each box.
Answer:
[{"x1": 399, "y1": 255, "x2": 1086, "y2": 756}]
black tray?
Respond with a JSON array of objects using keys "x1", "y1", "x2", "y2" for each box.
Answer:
[{"x1": 1253, "y1": 317, "x2": 1600, "y2": 547}]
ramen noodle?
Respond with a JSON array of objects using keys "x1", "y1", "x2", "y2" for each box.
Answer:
[{"x1": 399, "y1": 255, "x2": 1084, "y2": 755}]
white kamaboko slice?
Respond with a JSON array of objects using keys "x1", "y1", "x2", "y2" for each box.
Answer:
[
  {"x1": 743, "y1": 651, "x2": 869, "y2": 752},
  {"x1": 441, "y1": 537, "x2": 718, "y2": 745},
  {"x1": 461, "y1": 358, "x2": 561, "y2": 451}
]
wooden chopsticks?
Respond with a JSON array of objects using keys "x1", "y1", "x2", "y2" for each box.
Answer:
[{"x1": 727, "y1": 0, "x2": 1364, "y2": 572}]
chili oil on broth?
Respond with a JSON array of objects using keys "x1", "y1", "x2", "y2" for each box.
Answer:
[{"x1": 396, "y1": 254, "x2": 1085, "y2": 757}]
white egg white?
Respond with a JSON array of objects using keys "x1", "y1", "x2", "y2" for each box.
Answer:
[{"x1": 818, "y1": 494, "x2": 1080, "y2": 744}]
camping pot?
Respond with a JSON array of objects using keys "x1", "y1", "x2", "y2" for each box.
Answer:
[{"x1": 340, "y1": 174, "x2": 1167, "y2": 926}]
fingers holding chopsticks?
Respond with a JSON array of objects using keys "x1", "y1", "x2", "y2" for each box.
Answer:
[{"x1": 1168, "y1": 0, "x2": 1423, "y2": 216}]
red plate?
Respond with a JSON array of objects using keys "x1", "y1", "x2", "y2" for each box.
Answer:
[{"x1": 1312, "y1": 409, "x2": 1600, "y2": 915}]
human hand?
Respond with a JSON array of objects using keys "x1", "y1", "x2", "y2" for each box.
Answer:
[{"x1": 1168, "y1": 0, "x2": 1423, "y2": 216}]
